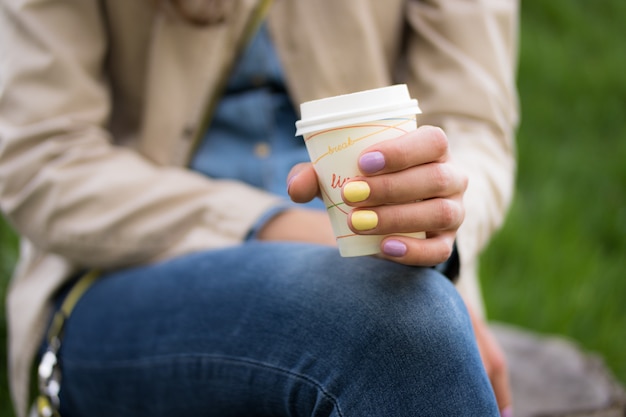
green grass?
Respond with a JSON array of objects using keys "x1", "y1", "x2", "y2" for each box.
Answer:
[
  {"x1": 1, "y1": 1, "x2": 626, "y2": 415},
  {"x1": 1, "y1": 216, "x2": 18, "y2": 416},
  {"x1": 480, "y1": 0, "x2": 626, "y2": 385}
]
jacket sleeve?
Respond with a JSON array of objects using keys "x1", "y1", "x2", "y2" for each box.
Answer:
[
  {"x1": 405, "y1": 0, "x2": 520, "y2": 311},
  {"x1": 0, "y1": 0, "x2": 283, "y2": 269}
]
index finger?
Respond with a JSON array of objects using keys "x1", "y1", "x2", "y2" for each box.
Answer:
[{"x1": 358, "y1": 125, "x2": 449, "y2": 175}]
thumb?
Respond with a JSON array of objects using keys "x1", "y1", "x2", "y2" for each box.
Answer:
[{"x1": 287, "y1": 163, "x2": 320, "y2": 203}]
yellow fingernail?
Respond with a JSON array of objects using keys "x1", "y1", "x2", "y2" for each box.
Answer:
[
  {"x1": 351, "y1": 210, "x2": 378, "y2": 231},
  {"x1": 343, "y1": 181, "x2": 370, "y2": 203}
]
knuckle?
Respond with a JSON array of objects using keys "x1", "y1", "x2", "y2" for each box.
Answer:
[
  {"x1": 386, "y1": 205, "x2": 407, "y2": 231},
  {"x1": 429, "y1": 164, "x2": 453, "y2": 193},
  {"x1": 434, "y1": 243, "x2": 454, "y2": 265},
  {"x1": 377, "y1": 175, "x2": 396, "y2": 201},
  {"x1": 460, "y1": 170, "x2": 469, "y2": 191},
  {"x1": 434, "y1": 199, "x2": 460, "y2": 229},
  {"x1": 395, "y1": 140, "x2": 413, "y2": 168},
  {"x1": 424, "y1": 125, "x2": 448, "y2": 155}
]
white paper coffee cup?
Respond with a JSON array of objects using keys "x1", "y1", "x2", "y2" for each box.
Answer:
[{"x1": 296, "y1": 84, "x2": 425, "y2": 257}]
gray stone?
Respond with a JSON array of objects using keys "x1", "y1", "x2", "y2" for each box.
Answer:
[{"x1": 490, "y1": 323, "x2": 626, "y2": 417}]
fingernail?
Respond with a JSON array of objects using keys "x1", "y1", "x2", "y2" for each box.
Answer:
[
  {"x1": 343, "y1": 181, "x2": 370, "y2": 203},
  {"x1": 500, "y1": 406, "x2": 513, "y2": 417},
  {"x1": 359, "y1": 151, "x2": 385, "y2": 174},
  {"x1": 382, "y1": 239, "x2": 407, "y2": 257},
  {"x1": 286, "y1": 173, "x2": 298, "y2": 193},
  {"x1": 351, "y1": 210, "x2": 378, "y2": 231}
]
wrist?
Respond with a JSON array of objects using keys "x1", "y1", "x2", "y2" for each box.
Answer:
[{"x1": 257, "y1": 209, "x2": 336, "y2": 246}]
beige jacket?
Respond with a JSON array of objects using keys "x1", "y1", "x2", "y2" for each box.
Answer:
[{"x1": 0, "y1": 0, "x2": 519, "y2": 415}]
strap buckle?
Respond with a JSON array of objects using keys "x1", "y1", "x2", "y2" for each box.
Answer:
[
  {"x1": 37, "y1": 337, "x2": 62, "y2": 417},
  {"x1": 34, "y1": 270, "x2": 100, "y2": 416}
]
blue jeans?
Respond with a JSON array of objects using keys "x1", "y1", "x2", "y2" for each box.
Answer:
[{"x1": 52, "y1": 242, "x2": 498, "y2": 416}]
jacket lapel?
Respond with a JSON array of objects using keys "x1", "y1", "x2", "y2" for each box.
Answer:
[{"x1": 139, "y1": 0, "x2": 261, "y2": 166}]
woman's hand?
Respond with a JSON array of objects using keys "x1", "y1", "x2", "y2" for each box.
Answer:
[{"x1": 288, "y1": 125, "x2": 468, "y2": 267}]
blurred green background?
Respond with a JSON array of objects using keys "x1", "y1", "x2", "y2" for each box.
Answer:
[
  {"x1": 1, "y1": 0, "x2": 625, "y2": 415},
  {"x1": 479, "y1": 0, "x2": 626, "y2": 387}
]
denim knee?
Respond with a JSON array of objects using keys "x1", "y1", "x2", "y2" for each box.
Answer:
[
  {"x1": 282, "y1": 256, "x2": 493, "y2": 414},
  {"x1": 317, "y1": 265, "x2": 474, "y2": 368}
]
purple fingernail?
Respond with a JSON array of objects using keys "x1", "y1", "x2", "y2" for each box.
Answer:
[
  {"x1": 286, "y1": 173, "x2": 298, "y2": 193},
  {"x1": 382, "y1": 239, "x2": 407, "y2": 257},
  {"x1": 500, "y1": 406, "x2": 513, "y2": 417},
  {"x1": 359, "y1": 151, "x2": 385, "y2": 174}
]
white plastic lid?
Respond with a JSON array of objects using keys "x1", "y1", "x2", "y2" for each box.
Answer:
[{"x1": 295, "y1": 84, "x2": 420, "y2": 136}]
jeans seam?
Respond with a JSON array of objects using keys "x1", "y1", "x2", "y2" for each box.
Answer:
[{"x1": 63, "y1": 353, "x2": 345, "y2": 416}]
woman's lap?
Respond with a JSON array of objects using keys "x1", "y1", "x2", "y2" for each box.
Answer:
[{"x1": 55, "y1": 242, "x2": 498, "y2": 416}]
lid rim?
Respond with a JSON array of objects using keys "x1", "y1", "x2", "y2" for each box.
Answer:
[
  {"x1": 295, "y1": 105, "x2": 421, "y2": 137},
  {"x1": 297, "y1": 100, "x2": 418, "y2": 127}
]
